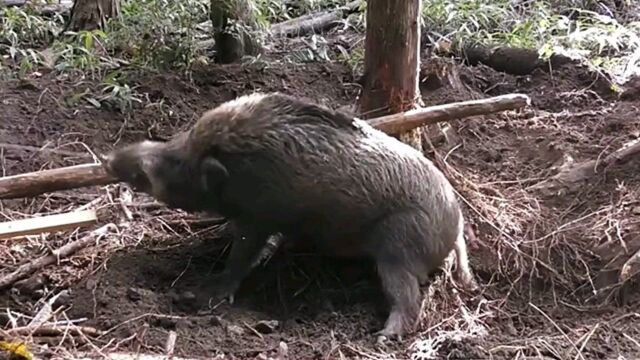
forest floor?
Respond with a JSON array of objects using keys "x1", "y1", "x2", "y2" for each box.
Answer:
[{"x1": 1, "y1": 22, "x2": 640, "y2": 360}]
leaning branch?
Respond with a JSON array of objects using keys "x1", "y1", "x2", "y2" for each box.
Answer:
[
  {"x1": 0, "y1": 93, "x2": 530, "y2": 200},
  {"x1": 270, "y1": 0, "x2": 362, "y2": 37},
  {"x1": 369, "y1": 93, "x2": 531, "y2": 135},
  {"x1": 528, "y1": 139, "x2": 640, "y2": 196}
]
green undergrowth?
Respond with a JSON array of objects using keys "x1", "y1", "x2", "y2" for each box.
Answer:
[
  {"x1": 422, "y1": 0, "x2": 640, "y2": 83},
  {"x1": 1, "y1": 0, "x2": 638, "y2": 91}
]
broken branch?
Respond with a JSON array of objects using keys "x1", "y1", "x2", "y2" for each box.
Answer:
[
  {"x1": 0, "y1": 93, "x2": 530, "y2": 200},
  {"x1": 0, "y1": 224, "x2": 115, "y2": 290},
  {"x1": 270, "y1": 0, "x2": 362, "y2": 37},
  {"x1": 0, "y1": 163, "x2": 116, "y2": 200},
  {"x1": 368, "y1": 93, "x2": 531, "y2": 135},
  {"x1": 528, "y1": 139, "x2": 640, "y2": 196},
  {"x1": 0, "y1": 209, "x2": 97, "y2": 240}
]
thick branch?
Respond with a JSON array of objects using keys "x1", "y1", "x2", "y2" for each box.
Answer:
[
  {"x1": 368, "y1": 93, "x2": 531, "y2": 135},
  {"x1": 0, "y1": 93, "x2": 530, "y2": 200},
  {"x1": 528, "y1": 139, "x2": 640, "y2": 196},
  {"x1": 270, "y1": 0, "x2": 362, "y2": 37},
  {"x1": 0, "y1": 163, "x2": 116, "y2": 200}
]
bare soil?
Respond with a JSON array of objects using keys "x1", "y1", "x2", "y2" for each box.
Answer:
[{"x1": 1, "y1": 51, "x2": 640, "y2": 359}]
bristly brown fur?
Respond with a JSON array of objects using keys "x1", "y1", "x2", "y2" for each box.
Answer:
[{"x1": 103, "y1": 92, "x2": 477, "y2": 341}]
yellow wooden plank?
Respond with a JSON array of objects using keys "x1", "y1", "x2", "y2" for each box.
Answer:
[{"x1": 0, "y1": 210, "x2": 98, "y2": 240}]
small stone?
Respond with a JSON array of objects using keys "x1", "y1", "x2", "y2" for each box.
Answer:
[
  {"x1": 52, "y1": 290, "x2": 71, "y2": 308},
  {"x1": 254, "y1": 354, "x2": 268, "y2": 360},
  {"x1": 254, "y1": 320, "x2": 279, "y2": 334},
  {"x1": 85, "y1": 278, "x2": 98, "y2": 291},
  {"x1": 632, "y1": 206, "x2": 640, "y2": 215},
  {"x1": 152, "y1": 317, "x2": 177, "y2": 330},
  {"x1": 168, "y1": 290, "x2": 180, "y2": 303},
  {"x1": 209, "y1": 315, "x2": 223, "y2": 326},
  {"x1": 277, "y1": 341, "x2": 288, "y2": 360},
  {"x1": 127, "y1": 287, "x2": 143, "y2": 302},
  {"x1": 168, "y1": 290, "x2": 198, "y2": 311},
  {"x1": 181, "y1": 291, "x2": 196, "y2": 302},
  {"x1": 226, "y1": 324, "x2": 245, "y2": 336},
  {"x1": 13, "y1": 275, "x2": 46, "y2": 298}
]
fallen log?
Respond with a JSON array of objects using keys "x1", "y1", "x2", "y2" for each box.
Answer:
[
  {"x1": 270, "y1": 0, "x2": 362, "y2": 37},
  {"x1": 528, "y1": 139, "x2": 640, "y2": 196},
  {"x1": 0, "y1": 209, "x2": 97, "y2": 240},
  {"x1": 0, "y1": 93, "x2": 530, "y2": 200}
]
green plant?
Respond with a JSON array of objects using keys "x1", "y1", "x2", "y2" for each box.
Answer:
[
  {"x1": 421, "y1": 0, "x2": 640, "y2": 83},
  {"x1": 0, "y1": 7, "x2": 63, "y2": 48},
  {"x1": 104, "y1": 0, "x2": 210, "y2": 70},
  {"x1": 336, "y1": 44, "x2": 364, "y2": 76},
  {"x1": 52, "y1": 30, "x2": 108, "y2": 71},
  {"x1": 0, "y1": 7, "x2": 62, "y2": 73}
]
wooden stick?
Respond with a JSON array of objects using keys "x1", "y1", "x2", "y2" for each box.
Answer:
[
  {"x1": 528, "y1": 139, "x2": 640, "y2": 196},
  {"x1": 0, "y1": 224, "x2": 113, "y2": 290},
  {"x1": 165, "y1": 330, "x2": 177, "y2": 357},
  {"x1": 0, "y1": 210, "x2": 98, "y2": 240},
  {"x1": 368, "y1": 93, "x2": 531, "y2": 135},
  {"x1": 0, "y1": 93, "x2": 530, "y2": 200},
  {"x1": 6, "y1": 324, "x2": 104, "y2": 337},
  {"x1": 0, "y1": 163, "x2": 116, "y2": 200}
]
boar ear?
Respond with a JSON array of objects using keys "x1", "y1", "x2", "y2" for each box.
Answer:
[{"x1": 200, "y1": 157, "x2": 229, "y2": 192}]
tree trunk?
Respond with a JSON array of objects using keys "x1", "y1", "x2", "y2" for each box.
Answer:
[
  {"x1": 65, "y1": 0, "x2": 120, "y2": 32},
  {"x1": 359, "y1": 0, "x2": 422, "y2": 149},
  {"x1": 210, "y1": 0, "x2": 262, "y2": 64}
]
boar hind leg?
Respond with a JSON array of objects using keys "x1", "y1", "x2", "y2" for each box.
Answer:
[{"x1": 367, "y1": 210, "x2": 440, "y2": 343}]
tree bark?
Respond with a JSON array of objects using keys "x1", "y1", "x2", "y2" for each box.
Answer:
[
  {"x1": 65, "y1": 0, "x2": 121, "y2": 32},
  {"x1": 359, "y1": 0, "x2": 422, "y2": 149}
]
